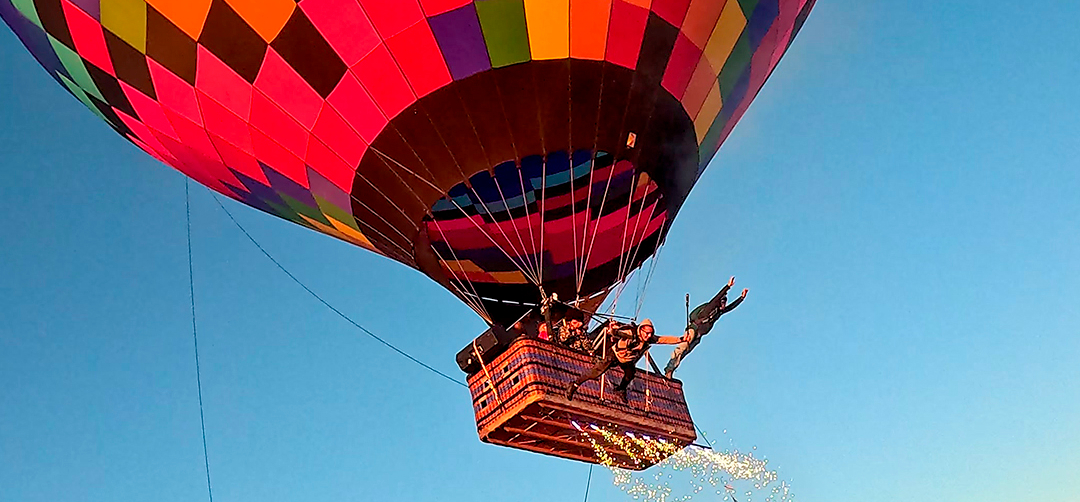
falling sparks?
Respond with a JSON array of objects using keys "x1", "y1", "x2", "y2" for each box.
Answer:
[{"x1": 580, "y1": 426, "x2": 794, "y2": 502}]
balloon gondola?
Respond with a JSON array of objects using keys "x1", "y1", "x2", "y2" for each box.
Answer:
[
  {"x1": 2, "y1": 0, "x2": 814, "y2": 468},
  {"x1": 460, "y1": 330, "x2": 696, "y2": 470}
]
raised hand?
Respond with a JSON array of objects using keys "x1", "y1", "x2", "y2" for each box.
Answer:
[
  {"x1": 728, "y1": 276, "x2": 736, "y2": 287},
  {"x1": 741, "y1": 288, "x2": 748, "y2": 298}
]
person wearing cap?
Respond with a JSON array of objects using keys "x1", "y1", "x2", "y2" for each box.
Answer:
[
  {"x1": 565, "y1": 318, "x2": 688, "y2": 402},
  {"x1": 556, "y1": 309, "x2": 592, "y2": 353},
  {"x1": 663, "y1": 276, "x2": 748, "y2": 379}
]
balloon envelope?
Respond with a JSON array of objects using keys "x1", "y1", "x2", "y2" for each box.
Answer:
[{"x1": 2, "y1": 0, "x2": 814, "y2": 325}]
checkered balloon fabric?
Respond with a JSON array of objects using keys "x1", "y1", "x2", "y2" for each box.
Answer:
[{"x1": 2, "y1": 0, "x2": 814, "y2": 325}]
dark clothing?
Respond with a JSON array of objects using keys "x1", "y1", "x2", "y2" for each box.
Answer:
[
  {"x1": 557, "y1": 322, "x2": 593, "y2": 353},
  {"x1": 604, "y1": 323, "x2": 652, "y2": 362},
  {"x1": 569, "y1": 323, "x2": 656, "y2": 396},
  {"x1": 572, "y1": 350, "x2": 638, "y2": 393},
  {"x1": 665, "y1": 286, "x2": 744, "y2": 376},
  {"x1": 608, "y1": 324, "x2": 660, "y2": 363},
  {"x1": 687, "y1": 284, "x2": 743, "y2": 337}
]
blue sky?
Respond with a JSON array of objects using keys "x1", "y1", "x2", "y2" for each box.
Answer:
[{"x1": 3, "y1": 1, "x2": 1080, "y2": 501}]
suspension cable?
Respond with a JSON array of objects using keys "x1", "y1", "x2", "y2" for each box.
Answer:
[
  {"x1": 514, "y1": 163, "x2": 542, "y2": 282},
  {"x1": 185, "y1": 180, "x2": 214, "y2": 502},
  {"x1": 574, "y1": 154, "x2": 597, "y2": 300},
  {"x1": 613, "y1": 173, "x2": 642, "y2": 291},
  {"x1": 582, "y1": 464, "x2": 594, "y2": 502},
  {"x1": 695, "y1": 424, "x2": 713, "y2": 447},
  {"x1": 428, "y1": 218, "x2": 494, "y2": 322},
  {"x1": 489, "y1": 167, "x2": 541, "y2": 282},
  {"x1": 568, "y1": 153, "x2": 582, "y2": 299},
  {"x1": 346, "y1": 157, "x2": 491, "y2": 320},
  {"x1": 371, "y1": 148, "x2": 542, "y2": 287},
  {"x1": 578, "y1": 157, "x2": 618, "y2": 296},
  {"x1": 208, "y1": 192, "x2": 467, "y2": 388},
  {"x1": 617, "y1": 182, "x2": 659, "y2": 284},
  {"x1": 635, "y1": 240, "x2": 668, "y2": 318}
]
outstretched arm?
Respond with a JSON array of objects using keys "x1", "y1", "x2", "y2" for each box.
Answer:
[
  {"x1": 653, "y1": 335, "x2": 685, "y2": 345},
  {"x1": 720, "y1": 289, "x2": 748, "y2": 314},
  {"x1": 652, "y1": 332, "x2": 693, "y2": 345},
  {"x1": 698, "y1": 277, "x2": 734, "y2": 316}
]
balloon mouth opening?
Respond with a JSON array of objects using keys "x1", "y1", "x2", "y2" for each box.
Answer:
[{"x1": 423, "y1": 149, "x2": 667, "y2": 316}]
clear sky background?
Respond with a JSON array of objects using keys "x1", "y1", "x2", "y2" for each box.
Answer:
[{"x1": 3, "y1": 1, "x2": 1079, "y2": 501}]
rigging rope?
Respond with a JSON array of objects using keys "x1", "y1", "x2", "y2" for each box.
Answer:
[
  {"x1": 619, "y1": 184, "x2": 659, "y2": 285},
  {"x1": 209, "y1": 192, "x2": 467, "y2": 389},
  {"x1": 582, "y1": 464, "x2": 593, "y2": 502},
  {"x1": 179, "y1": 86, "x2": 663, "y2": 502},
  {"x1": 371, "y1": 148, "x2": 541, "y2": 287},
  {"x1": 185, "y1": 180, "x2": 215, "y2": 502},
  {"x1": 634, "y1": 240, "x2": 667, "y2": 319},
  {"x1": 428, "y1": 219, "x2": 495, "y2": 322},
  {"x1": 574, "y1": 154, "x2": 597, "y2": 300},
  {"x1": 568, "y1": 152, "x2": 582, "y2": 299},
  {"x1": 578, "y1": 156, "x2": 617, "y2": 297},
  {"x1": 696, "y1": 424, "x2": 713, "y2": 447},
  {"x1": 514, "y1": 163, "x2": 542, "y2": 283},
  {"x1": 489, "y1": 167, "x2": 541, "y2": 282}
]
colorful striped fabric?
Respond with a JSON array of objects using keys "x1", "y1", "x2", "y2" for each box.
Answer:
[{"x1": 2, "y1": 0, "x2": 815, "y2": 325}]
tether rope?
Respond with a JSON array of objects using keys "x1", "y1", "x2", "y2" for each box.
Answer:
[
  {"x1": 583, "y1": 464, "x2": 593, "y2": 502},
  {"x1": 696, "y1": 424, "x2": 713, "y2": 447},
  {"x1": 209, "y1": 192, "x2": 467, "y2": 388},
  {"x1": 185, "y1": 180, "x2": 214, "y2": 502}
]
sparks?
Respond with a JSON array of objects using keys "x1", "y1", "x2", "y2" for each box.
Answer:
[{"x1": 579, "y1": 425, "x2": 796, "y2": 502}]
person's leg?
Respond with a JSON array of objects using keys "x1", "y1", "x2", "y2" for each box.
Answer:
[
  {"x1": 664, "y1": 340, "x2": 690, "y2": 377},
  {"x1": 664, "y1": 330, "x2": 699, "y2": 378},
  {"x1": 574, "y1": 358, "x2": 611, "y2": 386},
  {"x1": 567, "y1": 354, "x2": 613, "y2": 400},
  {"x1": 613, "y1": 360, "x2": 635, "y2": 399},
  {"x1": 685, "y1": 331, "x2": 702, "y2": 355}
]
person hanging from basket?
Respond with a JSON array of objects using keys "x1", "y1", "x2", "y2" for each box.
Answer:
[
  {"x1": 663, "y1": 276, "x2": 748, "y2": 379},
  {"x1": 565, "y1": 318, "x2": 688, "y2": 402}
]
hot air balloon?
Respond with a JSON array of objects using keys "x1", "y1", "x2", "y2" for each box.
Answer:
[{"x1": 2, "y1": 0, "x2": 814, "y2": 470}]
